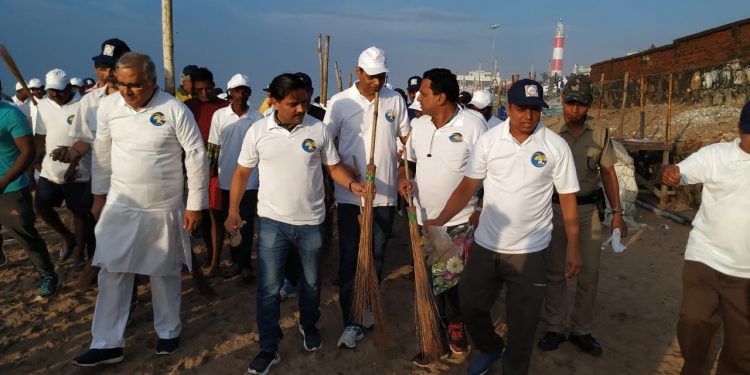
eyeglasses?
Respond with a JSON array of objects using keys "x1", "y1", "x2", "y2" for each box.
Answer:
[{"x1": 116, "y1": 81, "x2": 146, "y2": 91}]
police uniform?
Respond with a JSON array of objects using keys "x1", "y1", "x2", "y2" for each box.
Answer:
[
  {"x1": 89, "y1": 90, "x2": 208, "y2": 349},
  {"x1": 542, "y1": 114, "x2": 617, "y2": 336}
]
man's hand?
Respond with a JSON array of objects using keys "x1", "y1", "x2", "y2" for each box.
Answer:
[
  {"x1": 660, "y1": 165, "x2": 681, "y2": 187},
  {"x1": 183, "y1": 210, "x2": 201, "y2": 232},
  {"x1": 91, "y1": 195, "x2": 106, "y2": 221},
  {"x1": 397, "y1": 176, "x2": 413, "y2": 200},
  {"x1": 611, "y1": 212, "x2": 628, "y2": 237},
  {"x1": 63, "y1": 162, "x2": 78, "y2": 183},
  {"x1": 565, "y1": 246, "x2": 583, "y2": 278},
  {"x1": 349, "y1": 181, "x2": 367, "y2": 197},
  {"x1": 224, "y1": 211, "x2": 243, "y2": 234}
]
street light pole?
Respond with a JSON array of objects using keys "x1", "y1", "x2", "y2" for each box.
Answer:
[{"x1": 490, "y1": 23, "x2": 501, "y2": 88}]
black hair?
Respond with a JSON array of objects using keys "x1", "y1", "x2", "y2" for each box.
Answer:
[
  {"x1": 422, "y1": 68, "x2": 459, "y2": 103},
  {"x1": 189, "y1": 67, "x2": 214, "y2": 83},
  {"x1": 268, "y1": 73, "x2": 306, "y2": 101}
]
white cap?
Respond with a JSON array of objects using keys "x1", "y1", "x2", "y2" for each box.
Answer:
[
  {"x1": 357, "y1": 46, "x2": 389, "y2": 75},
  {"x1": 27, "y1": 78, "x2": 43, "y2": 89},
  {"x1": 227, "y1": 73, "x2": 251, "y2": 90},
  {"x1": 468, "y1": 89, "x2": 492, "y2": 109},
  {"x1": 15, "y1": 81, "x2": 25, "y2": 91},
  {"x1": 70, "y1": 77, "x2": 84, "y2": 87},
  {"x1": 409, "y1": 92, "x2": 422, "y2": 111},
  {"x1": 217, "y1": 92, "x2": 228, "y2": 100},
  {"x1": 45, "y1": 68, "x2": 68, "y2": 91}
]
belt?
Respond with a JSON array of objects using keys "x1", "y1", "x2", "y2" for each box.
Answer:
[{"x1": 551, "y1": 191, "x2": 599, "y2": 205}]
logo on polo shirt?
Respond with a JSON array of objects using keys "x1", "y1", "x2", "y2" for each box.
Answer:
[
  {"x1": 150, "y1": 112, "x2": 167, "y2": 126},
  {"x1": 449, "y1": 132, "x2": 463, "y2": 143},
  {"x1": 531, "y1": 151, "x2": 548, "y2": 167},
  {"x1": 384, "y1": 110, "x2": 395, "y2": 122},
  {"x1": 67, "y1": 115, "x2": 75, "y2": 125},
  {"x1": 301, "y1": 138, "x2": 317, "y2": 153}
]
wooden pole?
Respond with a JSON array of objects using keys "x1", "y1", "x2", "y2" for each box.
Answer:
[
  {"x1": 659, "y1": 73, "x2": 674, "y2": 209},
  {"x1": 597, "y1": 73, "x2": 604, "y2": 118},
  {"x1": 161, "y1": 0, "x2": 175, "y2": 95},
  {"x1": 619, "y1": 72, "x2": 629, "y2": 138},
  {"x1": 334, "y1": 60, "x2": 343, "y2": 93},
  {"x1": 317, "y1": 34, "x2": 323, "y2": 100},
  {"x1": 348, "y1": 72, "x2": 353, "y2": 88},
  {"x1": 639, "y1": 75, "x2": 645, "y2": 139},
  {"x1": 321, "y1": 35, "x2": 330, "y2": 107}
]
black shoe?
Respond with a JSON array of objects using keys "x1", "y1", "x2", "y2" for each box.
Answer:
[
  {"x1": 537, "y1": 331, "x2": 567, "y2": 351},
  {"x1": 156, "y1": 337, "x2": 179, "y2": 355},
  {"x1": 299, "y1": 324, "x2": 322, "y2": 351},
  {"x1": 72, "y1": 348, "x2": 124, "y2": 367},
  {"x1": 248, "y1": 350, "x2": 280, "y2": 375},
  {"x1": 36, "y1": 274, "x2": 59, "y2": 298},
  {"x1": 568, "y1": 334, "x2": 603, "y2": 356}
]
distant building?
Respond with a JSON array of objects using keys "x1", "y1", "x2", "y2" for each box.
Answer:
[{"x1": 457, "y1": 69, "x2": 502, "y2": 92}]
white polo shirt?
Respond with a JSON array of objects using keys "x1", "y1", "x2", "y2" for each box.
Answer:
[
  {"x1": 237, "y1": 114, "x2": 339, "y2": 225},
  {"x1": 12, "y1": 96, "x2": 30, "y2": 118},
  {"x1": 70, "y1": 86, "x2": 110, "y2": 143},
  {"x1": 208, "y1": 106, "x2": 263, "y2": 190},
  {"x1": 678, "y1": 138, "x2": 750, "y2": 278},
  {"x1": 34, "y1": 94, "x2": 90, "y2": 183},
  {"x1": 466, "y1": 119, "x2": 579, "y2": 253},
  {"x1": 487, "y1": 115, "x2": 502, "y2": 129},
  {"x1": 324, "y1": 85, "x2": 410, "y2": 206},
  {"x1": 407, "y1": 107, "x2": 487, "y2": 225}
]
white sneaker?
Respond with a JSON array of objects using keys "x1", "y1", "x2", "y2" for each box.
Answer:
[
  {"x1": 337, "y1": 326, "x2": 364, "y2": 349},
  {"x1": 363, "y1": 308, "x2": 374, "y2": 329}
]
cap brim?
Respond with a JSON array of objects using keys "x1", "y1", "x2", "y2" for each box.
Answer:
[
  {"x1": 228, "y1": 85, "x2": 251, "y2": 91},
  {"x1": 360, "y1": 66, "x2": 389, "y2": 75},
  {"x1": 468, "y1": 100, "x2": 489, "y2": 109},
  {"x1": 45, "y1": 83, "x2": 67, "y2": 91},
  {"x1": 564, "y1": 93, "x2": 591, "y2": 105},
  {"x1": 407, "y1": 86, "x2": 419, "y2": 91},
  {"x1": 92, "y1": 55, "x2": 116, "y2": 66}
]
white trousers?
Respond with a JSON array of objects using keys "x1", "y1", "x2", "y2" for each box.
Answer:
[{"x1": 90, "y1": 269, "x2": 182, "y2": 349}]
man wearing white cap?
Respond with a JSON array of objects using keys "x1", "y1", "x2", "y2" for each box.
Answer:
[
  {"x1": 12, "y1": 82, "x2": 31, "y2": 119},
  {"x1": 70, "y1": 77, "x2": 85, "y2": 96},
  {"x1": 397, "y1": 68, "x2": 487, "y2": 367},
  {"x1": 27, "y1": 78, "x2": 45, "y2": 133},
  {"x1": 323, "y1": 46, "x2": 411, "y2": 348},
  {"x1": 73, "y1": 52, "x2": 207, "y2": 366},
  {"x1": 207, "y1": 73, "x2": 262, "y2": 279},
  {"x1": 33, "y1": 68, "x2": 91, "y2": 266},
  {"x1": 467, "y1": 89, "x2": 502, "y2": 129}
]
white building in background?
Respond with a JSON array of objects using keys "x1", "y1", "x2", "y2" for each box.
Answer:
[
  {"x1": 573, "y1": 65, "x2": 591, "y2": 75},
  {"x1": 457, "y1": 69, "x2": 502, "y2": 92}
]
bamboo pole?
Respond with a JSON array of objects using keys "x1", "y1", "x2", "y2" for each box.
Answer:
[
  {"x1": 161, "y1": 0, "x2": 175, "y2": 95},
  {"x1": 619, "y1": 72, "x2": 629, "y2": 138},
  {"x1": 321, "y1": 35, "x2": 330, "y2": 107},
  {"x1": 659, "y1": 73, "x2": 674, "y2": 209},
  {"x1": 402, "y1": 147, "x2": 443, "y2": 359},
  {"x1": 334, "y1": 60, "x2": 343, "y2": 93},
  {"x1": 352, "y1": 92, "x2": 387, "y2": 343},
  {"x1": 317, "y1": 34, "x2": 323, "y2": 99},
  {"x1": 639, "y1": 75, "x2": 645, "y2": 139},
  {"x1": 597, "y1": 73, "x2": 604, "y2": 118},
  {"x1": 348, "y1": 73, "x2": 353, "y2": 88}
]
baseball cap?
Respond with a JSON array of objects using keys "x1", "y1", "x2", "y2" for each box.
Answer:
[
  {"x1": 562, "y1": 74, "x2": 593, "y2": 105},
  {"x1": 182, "y1": 65, "x2": 198, "y2": 77},
  {"x1": 468, "y1": 90, "x2": 492, "y2": 109},
  {"x1": 27, "y1": 78, "x2": 43, "y2": 89},
  {"x1": 457, "y1": 91, "x2": 472, "y2": 105},
  {"x1": 262, "y1": 84, "x2": 270, "y2": 92},
  {"x1": 407, "y1": 75, "x2": 422, "y2": 91},
  {"x1": 507, "y1": 79, "x2": 548, "y2": 108},
  {"x1": 740, "y1": 101, "x2": 750, "y2": 133},
  {"x1": 83, "y1": 78, "x2": 96, "y2": 87},
  {"x1": 357, "y1": 46, "x2": 389, "y2": 75},
  {"x1": 295, "y1": 72, "x2": 313, "y2": 90},
  {"x1": 70, "y1": 77, "x2": 84, "y2": 87},
  {"x1": 227, "y1": 73, "x2": 251, "y2": 90},
  {"x1": 92, "y1": 38, "x2": 131, "y2": 66},
  {"x1": 15, "y1": 81, "x2": 24, "y2": 91},
  {"x1": 409, "y1": 92, "x2": 422, "y2": 111},
  {"x1": 45, "y1": 68, "x2": 69, "y2": 91}
]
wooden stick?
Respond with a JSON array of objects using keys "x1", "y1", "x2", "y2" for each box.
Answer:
[
  {"x1": 0, "y1": 44, "x2": 37, "y2": 106},
  {"x1": 348, "y1": 73, "x2": 353, "y2": 89},
  {"x1": 639, "y1": 75, "x2": 645, "y2": 139},
  {"x1": 321, "y1": 35, "x2": 330, "y2": 107},
  {"x1": 334, "y1": 60, "x2": 343, "y2": 93},
  {"x1": 161, "y1": 0, "x2": 175, "y2": 95},
  {"x1": 619, "y1": 71, "x2": 629, "y2": 138},
  {"x1": 317, "y1": 34, "x2": 323, "y2": 101},
  {"x1": 597, "y1": 72, "x2": 604, "y2": 118},
  {"x1": 666, "y1": 73, "x2": 673, "y2": 144},
  {"x1": 636, "y1": 199, "x2": 689, "y2": 225}
]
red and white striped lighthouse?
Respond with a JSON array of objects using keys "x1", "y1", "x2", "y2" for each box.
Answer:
[{"x1": 550, "y1": 18, "x2": 564, "y2": 77}]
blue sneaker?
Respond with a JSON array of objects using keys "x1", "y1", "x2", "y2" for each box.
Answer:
[{"x1": 467, "y1": 349, "x2": 503, "y2": 375}]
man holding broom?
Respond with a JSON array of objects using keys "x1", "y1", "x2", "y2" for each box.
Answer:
[
  {"x1": 323, "y1": 46, "x2": 411, "y2": 349},
  {"x1": 425, "y1": 79, "x2": 583, "y2": 375},
  {"x1": 397, "y1": 68, "x2": 487, "y2": 367},
  {"x1": 225, "y1": 73, "x2": 365, "y2": 375}
]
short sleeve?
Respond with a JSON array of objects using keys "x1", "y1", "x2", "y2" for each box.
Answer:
[
  {"x1": 320, "y1": 125, "x2": 340, "y2": 166},
  {"x1": 677, "y1": 146, "x2": 710, "y2": 184},
  {"x1": 237, "y1": 125, "x2": 260, "y2": 168},
  {"x1": 465, "y1": 134, "x2": 489, "y2": 179},
  {"x1": 598, "y1": 128, "x2": 617, "y2": 168},
  {"x1": 552, "y1": 141, "x2": 580, "y2": 194},
  {"x1": 33, "y1": 104, "x2": 46, "y2": 135},
  {"x1": 323, "y1": 98, "x2": 341, "y2": 139},
  {"x1": 4, "y1": 105, "x2": 32, "y2": 138},
  {"x1": 208, "y1": 110, "x2": 222, "y2": 145}
]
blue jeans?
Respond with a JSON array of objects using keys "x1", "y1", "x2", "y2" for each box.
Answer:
[
  {"x1": 256, "y1": 217, "x2": 324, "y2": 352},
  {"x1": 337, "y1": 204, "x2": 394, "y2": 326}
]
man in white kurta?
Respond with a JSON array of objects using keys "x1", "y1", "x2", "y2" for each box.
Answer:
[{"x1": 73, "y1": 52, "x2": 207, "y2": 367}]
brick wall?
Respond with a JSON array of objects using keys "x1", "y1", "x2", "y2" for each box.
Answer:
[{"x1": 590, "y1": 18, "x2": 750, "y2": 108}]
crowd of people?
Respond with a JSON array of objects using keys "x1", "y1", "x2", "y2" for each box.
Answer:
[{"x1": 0, "y1": 38, "x2": 748, "y2": 375}]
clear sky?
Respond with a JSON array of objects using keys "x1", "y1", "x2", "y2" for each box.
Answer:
[{"x1": 0, "y1": 0, "x2": 747, "y2": 99}]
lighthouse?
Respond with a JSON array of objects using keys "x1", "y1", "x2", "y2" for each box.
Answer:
[{"x1": 550, "y1": 18, "x2": 564, "y2": 77}]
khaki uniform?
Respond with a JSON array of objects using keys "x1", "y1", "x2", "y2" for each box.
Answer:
[{"x1": 542, "y1": 115, "x2": 617, "y2": 335}]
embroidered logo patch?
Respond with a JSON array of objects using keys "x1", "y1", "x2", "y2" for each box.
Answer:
[
  {"x1": 525, "y1": 84, "x2": 539, "y2": 98},
  {"x1": 384, "y1": 110, "x2": 395, "y2": 122},
  {"x1": 149, "y1": 112, "x2": 166, "y2": 126},
  {"x1": 449, "y1": 132, "x2": 463, "y2": 143},
  {"x1": 530, "y1": 151, "x2": 548, "y2": 167},
  {"x1": 301, "y1": 138, "x2": 317, "y2": 153},
  {"x1": 103, "y1": 44, "x2": 115, "y2": 57},
  {"x1": 67, "y1": 115, "x2": 75, "y2": 125}
]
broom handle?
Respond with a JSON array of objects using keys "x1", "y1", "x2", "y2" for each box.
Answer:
[
  {"x1": 402, "y1": 141, "x2": 414, "y2": 206},
  {"x1": 368, "y1": 92, "x2": 379, "y2": 165}
]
